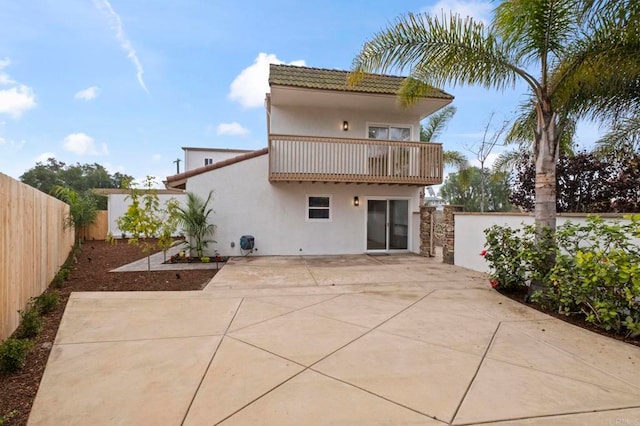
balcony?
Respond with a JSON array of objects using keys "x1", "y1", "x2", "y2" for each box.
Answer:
[{"x1": 268, "y1": 134, "x2": 443, "y2": 186}]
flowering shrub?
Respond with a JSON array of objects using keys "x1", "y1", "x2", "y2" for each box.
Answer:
[{"x1": 483, "y1": 215, "x2": 640, "y2": 337}]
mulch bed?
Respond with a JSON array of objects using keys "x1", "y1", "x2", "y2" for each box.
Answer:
[
  {"x1": 497, "y1": 286, "x2": 640, "y2": 348},
  {"x1": 0, "y1": 239, "x2": 217, "y2": 426}
]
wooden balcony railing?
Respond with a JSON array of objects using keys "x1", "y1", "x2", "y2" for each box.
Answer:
[{"x1": 269, "y1": 134, "x2": 443, "y2": 185}]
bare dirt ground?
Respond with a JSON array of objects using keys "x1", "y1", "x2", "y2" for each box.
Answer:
[{"x1": 0, "y1": 240, "x2": 217, "y2": 425}]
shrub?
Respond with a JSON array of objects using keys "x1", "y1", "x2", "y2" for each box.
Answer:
[
  {"x1": 52, "y1": 267, "x2": 71, "y2": 288},
  {"x1": 484, "y1": 214, "x2": 640, "y2": 337},
  {"x1": 541, "y1": 215, "x2": 640, "y2": 336},
  {"x1": 34, "y1": 291, "x2": 60, "y2": 315},
  {"x1": 483, "y1": 224, "x2": 553, "y2": 291},
  {"x1": 15, "y1": 306, "x2": 43, "y2": 339},
  {"x1": 201, "y1": 256, "x2": 211, "y2": 263},
  {"x1": 0, "y1": 338, "x2": 33, "y2": 373}
]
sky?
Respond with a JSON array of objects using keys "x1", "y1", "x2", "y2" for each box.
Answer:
[{"x1": 0, "y1": 0, "x2": 603, "y2": 188}]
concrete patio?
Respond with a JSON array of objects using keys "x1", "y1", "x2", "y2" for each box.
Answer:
[{"x1": 29, "y1": 254, "x2": 640, "y2": 425}]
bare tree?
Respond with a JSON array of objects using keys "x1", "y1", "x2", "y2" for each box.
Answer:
[{"x1": 466, "y1": 113, "x2": 509, "y2": 212}]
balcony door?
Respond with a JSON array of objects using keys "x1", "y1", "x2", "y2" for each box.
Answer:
[{"x1": 366, "y1": 199, "x2": 409, "y2": 251}]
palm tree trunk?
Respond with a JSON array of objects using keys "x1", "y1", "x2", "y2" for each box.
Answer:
[{"x1": 530, "y1": 106, "x2": 559, "y2": 296}]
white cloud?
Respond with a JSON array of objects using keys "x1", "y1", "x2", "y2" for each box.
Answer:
[
  {"x1": 469, "y1": 151, "x2": 502, "y2": 169},
  {"x1": 0, "y1": 58, "x2": 37, "y2": 118},
  {"x1": 151, "y1": 153, "x2": 162, "y2": 162},
  {"x1": 229, "y1": 53, "x2": 305, "y2": 108},
  {"x1": 35, "y1": 152, "x2": 56, "y2": 163},
  {"x1": 74, "y1": 86, "x2": 101, "y2": 101},
  {"x1": 93, "y1": 0, "x2": 149, "y2": 94},
  {"x1": 63, "y1": 132, "x2": 109, "y2": 156},
  {"x1": 216, "y1": 122, "x2": 250, "y2": 136},
  {"x1": 0, "y1": 137, "x2": 26, "y2": 150},
  {"x1": 425, "y1": 0, "x2": 493, "y2": 25}
]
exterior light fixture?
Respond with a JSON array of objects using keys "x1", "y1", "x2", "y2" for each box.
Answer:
[
  {"x1": 342, "y1": 121, "x2": 349, "y2": 131},
  {"x1": 353, "y1": 196, "x2": 359, "y2": 206}
]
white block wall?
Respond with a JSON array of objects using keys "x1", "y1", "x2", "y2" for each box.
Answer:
[
  {"x1": 454, "y1": 213, "x2": 639, "y2": 273},
  {"x1": 107, "y1": 193, "x2": 188, "y2": 237}
]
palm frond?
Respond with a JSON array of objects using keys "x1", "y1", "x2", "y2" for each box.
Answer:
[
  {"x1": 421, "y1": 105, "x2": 457, "y2": 142},
  {"x1": 443, "y1": 150, "x2": 468, "y2": 170},
  {"x1": 351, "y1": 12, "x2": 539, "y2": 101},
  {"x1": 596, "y1": 115, "x2": 640, "y2": 156}
]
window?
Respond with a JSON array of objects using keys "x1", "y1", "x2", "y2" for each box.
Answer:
[
  {"x1": 368, "y1": 125, "x2": 411, "y2": 141},
  {"x1": 204, "y1": 158, "x2": 214, "y2": 166},
  {"x1": 307, "y1": 195, "x2": 331, "y2": 221}
]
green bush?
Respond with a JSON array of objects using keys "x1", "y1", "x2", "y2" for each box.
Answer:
[
  {"x1": 15, "y1": 306, "x2": 42, "y2": 339},
  {"x1": 0, "y1": 338, "x2": 33, "y2": 373},
  {"x1": 52, "y1": 267, "x2": 70, "y2": 288},
  {"x1": 484, "y1": 214, "x2": 640, "y2": 337},
  {"x1": 482, "y1": 224, "x2": 553, "y2": 291},
  {"x1": 34, "y1": 291, "x2": 60, "y2": 315},
  {"x1": 542, "y1": 215, "x2": 640, "y2": 336}
]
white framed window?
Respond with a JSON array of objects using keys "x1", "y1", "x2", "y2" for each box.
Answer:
[
  {"x1": 306, "y1": 195, "x2": 331, "y2": 221},
  {"x1": 367, "y1": 124, "x2": 412, "y2": 141},
  {"x1": 204, "y1": 158, "x2": 214, "y2": 166}
]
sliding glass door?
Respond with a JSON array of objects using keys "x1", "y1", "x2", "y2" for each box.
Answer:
[{"x1": 366, "y1": 199, "x2": 409, "y2": 251}]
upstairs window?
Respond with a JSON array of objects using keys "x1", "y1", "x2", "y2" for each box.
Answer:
[
  {"x1": 368, "y1": 125, "x2": 411, "y2": 141},
  {"x1": 307, "y1": 195, "x2": 331, "y2": 221},
  {"x1": 204, "y1": 158, "x2": 214, "y2": 166}
]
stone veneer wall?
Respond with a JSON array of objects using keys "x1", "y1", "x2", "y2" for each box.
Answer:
[
  {"x1": 419, "y1": 206, "x2": 436, "y2": 257},
  {"x1": 442, "y1": 205, "x2": 464, "y2": 264}
]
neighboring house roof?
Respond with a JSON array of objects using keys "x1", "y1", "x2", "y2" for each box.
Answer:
[
  {"x1": 269, "y1": 64, "x2": 453, "y2": 100},
  {"x1": 181, "y1": 147, "x2": 253, "y2": 153},
  {"x1": 165, "y1": 147, "x2": 269, "y2": 189},
  {"x1": 93, "y1": 188, "x2": 185, "y2": 195}
]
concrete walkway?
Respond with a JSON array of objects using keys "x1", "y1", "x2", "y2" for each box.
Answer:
[{"x1": 29, "y1": 255, "x2": 640, "y2": 425}]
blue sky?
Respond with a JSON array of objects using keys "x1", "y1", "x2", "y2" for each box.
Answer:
[{"x1": 0, "y1": 0, "x2": 602, "y2": 186}]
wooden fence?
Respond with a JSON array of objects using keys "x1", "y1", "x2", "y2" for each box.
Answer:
[
  {"x1": 83, "y1": 210, "x2": 108, "y2": 241},
  {"x1": 0, "y1": 173, "x2": 75, "y2": 340}
]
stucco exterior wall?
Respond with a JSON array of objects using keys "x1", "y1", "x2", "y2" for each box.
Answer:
[
  {"x1": 107, "y1": 193, "x2": 187, "y2": 237},
  {"x1": 186, "y1": 155, "x2": 421, "y2": 256},
  {"x1": 270, "y1": 105, "x2": 422, "y2": 141},
  {"x1": 454, "y1": 213, "x2": 639, "y2": 273}
]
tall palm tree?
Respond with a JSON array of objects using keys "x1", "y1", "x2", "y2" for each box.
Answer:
[{"x1": 351, "y1": 0, "x2": 639, "y2": 286}]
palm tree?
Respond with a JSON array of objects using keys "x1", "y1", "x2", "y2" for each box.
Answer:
[
  {"x1": 352, "y1": 1, "x2": 640, "y2": 288},
  {"x1": 419, "y1": 105, "x2": 468, "y2": 202},
  {"x1": 52, "y1": 186, "x2": 99, "y2": 244},
  {"x1": 596, "y1": 115, "x2": 640, "y2": 157},
  {"x1": 420, "y1": 105, "x2": 468, "y2": 169},
  {"x1": 176, "y1": 191, "x2": 216, "y2": 258}
]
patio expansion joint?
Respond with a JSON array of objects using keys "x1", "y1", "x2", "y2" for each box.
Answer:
[
  {"x1": 181, "y1": 297, "x2": 246, "y2": 425},
  {"x1": 450, "y1": 321, "x2": 503, "y2": 425},
  {"x1": 500, "y1": 320, "x2": 640, "y2": 396},
  {"x1": 213, "y1": 290, "x2": 441, "y2": 425},
  {"x1": 53, "y1": 333, "x2": 227, "y2": 346},
  {"x1": 451, "y1": 404, "x2": 640, "y2": 426},
  {"x1": 225, "y1": 293, "x2": 344, "y2": 334}
]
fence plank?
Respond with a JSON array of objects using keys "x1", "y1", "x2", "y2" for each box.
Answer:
[{"x1": 0, "y1": 173, "x2": 74, "y2": 340}]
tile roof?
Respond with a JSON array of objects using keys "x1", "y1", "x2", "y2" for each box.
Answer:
[{"x1": 269, "y1": 64, "x2": 453, "y2": 99}]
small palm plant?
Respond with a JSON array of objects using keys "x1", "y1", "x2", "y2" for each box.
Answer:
[
  {"x1": 176, "y1": 191, "x2": 216, "y2": 258},
  {"x1": 51, "y1": 186, "x2": 99, "y2": 244}
]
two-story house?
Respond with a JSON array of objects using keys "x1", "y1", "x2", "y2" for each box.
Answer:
[{"x1": 164, "y1": 64, "x2": 453, "y2": 256}]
